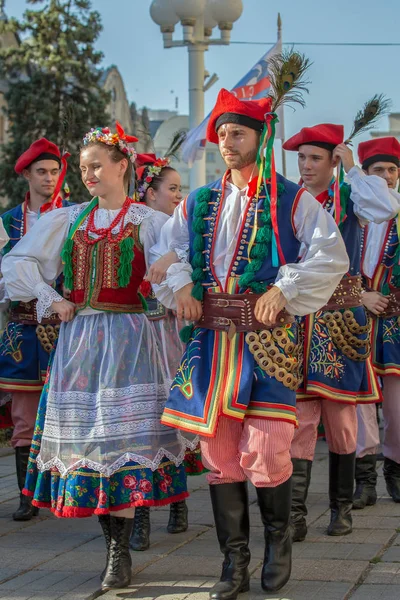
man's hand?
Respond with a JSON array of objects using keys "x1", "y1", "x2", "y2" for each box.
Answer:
[
  {"x1": 175, "y1": 283, "x2": 202, "y2": 322},
  {"x1": 145, "y1": 251, "x2": 179, "y2": 285},
  {"x1": 333, "y1": 143, "x2": 355, "y2": 173},
  {"x1": 254, "y1": 286, "x2": 287, "y2": 326},
  {"x1": 51, "y1": 299, "x2": 76, "y2": 322},
  {"x1": 361, "y1": 291, "x2": 389, "y2": 316}
]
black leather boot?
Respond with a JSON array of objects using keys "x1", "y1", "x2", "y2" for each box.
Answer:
[
  {"x1": 327, "y1": 452, "x2": 355, "y2": 536},
  {"x1": 13, "y1": 447, "x2": 39, "y2": 521},
  {"x1": 209, "y1": 483, "x2": 250, "y2": 600},
  {"x1": 130, "y1": 506, "x2": 151, "y2": 551},
  {"x1": 101, "y1": 516, "x2": 134, "y2": 590},
  {"x1": 290, "y1": 459, "x2": 312, "y2": 542},
  {"x1": 256, "y1": 479, "x2": 292, "y2": 593},
  {"x1": 383, "y1": 457, "x2": 400, "y2": 503},
  {"x1": 99, "y1": 514, "x2": 111, "y2": 580},
  {"x1": 167, "y1": 500, "x2": 188, "y2": 534},
  {"x1": 353, "y1": 455, "x2": 377, "y2": 510}
]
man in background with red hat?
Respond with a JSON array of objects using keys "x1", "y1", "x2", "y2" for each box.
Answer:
[
  {"x1": 356, "y1": 137, "x2": 400, "y2": 509},
  {"x1": 0, "y1": 137, "x2": 69, "y2": 521},
  {"x1": 283, "y1": 124, "x2": 398, "y2": 542},
  {"x1": 151, "y1": 89, "x2": 348, "y2": 598}
]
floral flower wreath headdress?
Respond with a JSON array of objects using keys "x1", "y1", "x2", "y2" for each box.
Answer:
[
  {"x1": 136, "y1": 154, "x2": 170, "y2": 200},
  {"x1": 83, "y1": 121, "x2": 138, "y2": 164},
  {"x1": 135, "y1": 131, "x2": 186, "y2": 201}
]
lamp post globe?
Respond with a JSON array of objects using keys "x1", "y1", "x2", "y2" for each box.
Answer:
[
  {"x1": 204, "y1": 0, "x2": 218, "y2": 36},
  {"x1": 149, "y1": 0, "x2": 179, "y2": 29},
  {"x1": 171, "y1": 0, "x2": 207, "y2": 21},
  {"x1": 208, "y1": 0, "x2": 243, "y2": 25}
]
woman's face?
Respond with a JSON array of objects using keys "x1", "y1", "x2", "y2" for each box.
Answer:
[
  {"x1": 80, "y1": 145, "x2": 127, "y2": 198},
  {"x1": 147, "y1": 169, "x2": 182, "y2": 216}
]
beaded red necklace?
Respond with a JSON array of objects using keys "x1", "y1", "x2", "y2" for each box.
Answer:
[{"x1": 83, "y1": 196, "x2": 132, "y2": 245}]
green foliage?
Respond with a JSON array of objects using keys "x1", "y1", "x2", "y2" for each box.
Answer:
[{"x1": 0, "y1": 0, "x2": 111, "y2": 208}]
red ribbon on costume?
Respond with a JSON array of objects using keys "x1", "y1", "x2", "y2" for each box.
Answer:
[
  {"x1": 116, "y1": 121, "x2": 138, "y2": 143},
  {"x1": 269, "y1": 149, "x2": 285, "y2": 265},
  {"x1": 40, "y1": 152, "x2": 70, "y2": 214},
  {"x1": 333, "y1": 164, "x2": 341, "y2": 225}
]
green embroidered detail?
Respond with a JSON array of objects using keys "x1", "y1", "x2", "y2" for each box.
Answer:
[
  {"x1": 2, "y1": 212, "x2": 13, "y2": 256},
  {"x1": 190, "y1": 188, "x2": 212, "y2": 300},
  {"x1": 339, "y1": 183, "x2": 350, "y2": 228},
  {"x1": 117, "y1": 236, "x2": 135, "y2": 288},
  {"x1": 60, "y1": 238, "x2": 74, "y2": 291},
  {"x1": 179, "y1": 324, "x2": 194, "y2": 343}
]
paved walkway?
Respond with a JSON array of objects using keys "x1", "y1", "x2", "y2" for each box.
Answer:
[{"x1": 0, "y1": 440, "x2": 400, "y2": 600}]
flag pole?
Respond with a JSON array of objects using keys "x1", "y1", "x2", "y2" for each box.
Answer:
[{"x1": 277, "y1": 13, "x2": 287, "y2": 177}]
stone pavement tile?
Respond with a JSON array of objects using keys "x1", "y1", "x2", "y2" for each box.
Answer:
[
  {"x1": 382, "y1": 546, "x2": 400, "y2": 562},
  {"x1": 137, "y1": 556, "x2": 261, "y2": 579},
  {"x1": 351, "y1": 515, "x2": 400, "y2": 529},
  {"x1": 258, "y1": 558, "x2": 367, "y2": 582},
  {"x1": 0, "y1": 570, "x2": 47, "y2": 591},
  {"x1": 0, "y1": 531, "x2": 97, "y2": 551},
  {"x1": 360, "y1": 499, "x2": 400, "y2": 516},
  {"x1": 291, "y1": 542, "x2": 381, "y2": 561},
  {"x1": 0, "y1": 549, "x2": 56, "y2": 571},
  {"x1": 305, "y1": 526, "x2": 394, "y2": 545},
  {"x1": 364, "y1": 562, "x2": 400, "y2": 584},
  {"x1": 247, "y1": 580, "x2": 352, "y2": 600},
  {"x1": 34, "y1": 550, "x2": 107, "y2": 572},
  {"x1": 350, "y1": 584, "x2": 400, "y2": 599}
]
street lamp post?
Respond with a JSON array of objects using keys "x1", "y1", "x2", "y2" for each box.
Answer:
[{"x1": 150, "y1": 0, "x2": 243, "y2": 191}]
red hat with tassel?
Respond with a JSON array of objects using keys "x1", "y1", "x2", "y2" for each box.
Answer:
[{"x1": 207, "y1": 89, "x2": 273, "y2": 144}]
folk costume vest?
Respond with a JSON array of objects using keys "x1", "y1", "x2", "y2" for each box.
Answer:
[
  {"x1": 69, "y1": 224, "x2": 146, "y2": 314},
  {"x1": 162, "y1": 173, "x2": 304, "y2": 437},
  {"x1": 362, "y1": 218, "x2": 400, "y2": 376},
  {"x1": 297, "y1": 184, "x2": 380, "y2": 404}
]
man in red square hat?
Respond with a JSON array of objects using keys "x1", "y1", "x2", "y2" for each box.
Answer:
[
  {"x1": 356, "y1": 137, "x2": 400, "y2": 508},
  {"x1": 283, "y1": 124, "x2": 398, "y2": 542},
  {"x1": 150, "y1": 87, "x2": 349, "y2": 598},
  {"x1": 0, "y1": 137, "x2": 70, "y2": 521}
]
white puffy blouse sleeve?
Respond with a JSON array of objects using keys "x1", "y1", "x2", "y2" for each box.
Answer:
[
  {"x1": 274, "y1": 190, "x2": 349, "y2": 316},
  {"x1": 149, "y1": 201, "x2": 194, "y2": 310},
  {"x1": 2, "y1": 207, "x2": 71, "y2": 321},
  {"x1": 0, "y1": 218, "x2": 9, "y2": 251},
  {"x1": 346, "y1": 166, "x2": 399, "y2": 223},
  {"x1": 139, "y1": 210, "x2": 170, "y2": 268}
]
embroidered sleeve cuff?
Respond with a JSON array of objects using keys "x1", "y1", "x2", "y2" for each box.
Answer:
[
  {"x1": 34, "y1": 282, "x2": 63, "y2": 323},
  {"x1": 166, "y1": 262, "x2": 193, "y2": 293},
  {"x1": 170, "y1": 244, "x2": 189, "y2": 263},
  {"x1": 274, "y1": 277, "x2": 299, "y2": 303}
]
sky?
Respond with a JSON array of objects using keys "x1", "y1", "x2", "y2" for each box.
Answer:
[{"x1": 9, "y1": 0, "x2": 400, "y2": 178}]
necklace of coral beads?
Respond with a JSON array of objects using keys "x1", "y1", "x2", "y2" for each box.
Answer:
[{"x1": 83, "y1": 196, "x2": 132, "y2": 245}]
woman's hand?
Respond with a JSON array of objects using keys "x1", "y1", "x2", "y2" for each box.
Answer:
[
  {"x1": 145, "y1": 251, "x2": 179, "y2": 285},
  {"x1": 361, "y1": 291, "x2": 389, "y2": 316},
  {"x1": 51, "y1": 299, "x2": 76, "y2": 322}
]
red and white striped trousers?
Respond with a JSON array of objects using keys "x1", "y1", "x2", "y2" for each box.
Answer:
[
  {"x1": 200, "y1": 415, "x2": 295, "y2": 487},
  {"x1": 291, "y1": 398, "x2": 357, "y2": 460}
]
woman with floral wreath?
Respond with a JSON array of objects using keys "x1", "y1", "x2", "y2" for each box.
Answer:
[{"x1": 1, "y1": 123, "x2": 194, "y2": 590}]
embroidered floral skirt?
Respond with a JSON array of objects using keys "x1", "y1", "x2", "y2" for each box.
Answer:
[{"x1": 22, "y1": 312, "x2": 198, "y2": 517}]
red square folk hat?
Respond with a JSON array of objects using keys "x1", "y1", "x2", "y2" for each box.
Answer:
[
  {"x1": 283, "y1": 124, "x2": 344, "y2": 152},
  {"x1": 358, "y1": 137, "x2": 400, "y2": 169},
  {"x1": 15, "y1": 138, "x2": 61, "y2": 174},
  {"x1": 207, "y1": 88, "x2": 273, "y2": 144}
]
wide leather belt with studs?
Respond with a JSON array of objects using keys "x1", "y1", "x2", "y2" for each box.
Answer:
[
  {"x1": 10, "y1": 300, "x2": 61, "y2": 326},
  {"x1": 199, "y1": 291, "x2": 293, "y2": 339},
  {"x1": 322, "y1": 276, "x2": 363, "y2": 311}
]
